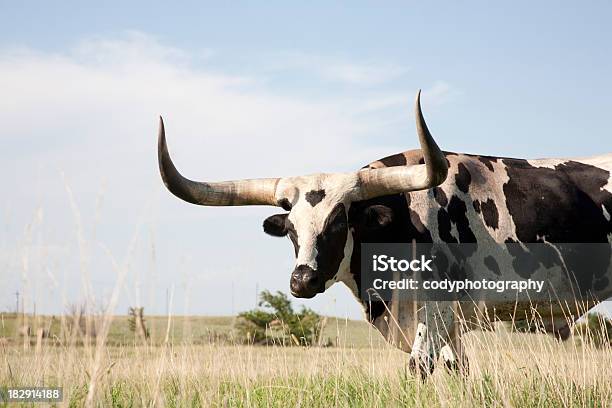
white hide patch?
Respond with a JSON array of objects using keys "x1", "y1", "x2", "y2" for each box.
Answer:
[
  {"x1": 526, "y1": 158, "x2": 569, "y2": 169},
  {"x1": 409, "y1": 322, "x2": 432, "y2": 364},
  {"x1": 440, "y1": 344, "x2": 456, "y2": 364},
  {"x1": 412, "y1": 154, "x2": 520, "y2": 242}
]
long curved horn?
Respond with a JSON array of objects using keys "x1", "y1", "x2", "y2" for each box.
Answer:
[
  {"x1": 158, "y1": 117, "x2": 280, "y2": 206},
  {"x1": 356, "y1": 90, "x2": 448, "y2": 199}
]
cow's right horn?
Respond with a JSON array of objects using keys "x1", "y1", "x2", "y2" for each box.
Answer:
[
  {"x1": 355, "y1": 90, "x2": 448, "y2": 199},
  {"x1": 158, "y1": 117, "x2": 280, "y2": 206}
]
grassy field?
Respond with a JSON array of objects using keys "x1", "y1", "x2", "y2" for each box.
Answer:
[
  {"x1": 0, "y1": 313, "x2": 382, "y2": 348},
  {"x1": 1, "y1": 313, "x2": 612, "y2": 407}
]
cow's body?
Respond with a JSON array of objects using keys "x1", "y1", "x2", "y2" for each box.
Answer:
[
  {"x1": 342, "y1": 150, "x2": 612, "y2": 373},
  {"x1": 158, "y1": 92, "x2": 612, "y2": 377}
]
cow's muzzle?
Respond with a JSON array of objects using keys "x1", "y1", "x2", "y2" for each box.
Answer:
[{"x1": 290, "y1": 265, "x2": 324, "y2": 298}]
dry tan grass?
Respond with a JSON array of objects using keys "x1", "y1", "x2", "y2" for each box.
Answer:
[{"x1": 2, "y1": 320, "x2": 611, "y2": 407}]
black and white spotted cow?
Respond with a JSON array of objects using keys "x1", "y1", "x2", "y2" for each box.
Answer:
[{"x1": 158, "y1": 91, "x2": 612, "y2": 377}]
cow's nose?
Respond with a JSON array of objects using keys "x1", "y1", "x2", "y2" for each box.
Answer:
[{"x1": 290, "y1": 265, "x2": 322, "y2": 298}]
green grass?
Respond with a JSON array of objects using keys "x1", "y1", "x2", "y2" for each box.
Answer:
[{"x1": 2, "y1": 343, "x2": 610, "y2": 407}]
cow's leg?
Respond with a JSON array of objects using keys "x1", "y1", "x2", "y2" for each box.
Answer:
[
  {"x1": 439, "y1": 302, "x2": 469, "y2": 375},
  {"x1": 408, "y1": 322, "x2": 435, "y2": 378},
  {"x1": 440, "y1": 344, "x2": 456, "y2": 369},
  {"x1": 408, "y1": 302, "x2": 455, "y2": 379},
  {"x1": 440, "y1": 336, "x2": 469, "y2": 375}
]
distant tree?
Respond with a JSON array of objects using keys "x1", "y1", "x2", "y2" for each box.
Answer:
[
  {"x1": 128, "y1": 307, "x2": 150, "y2": 341},
  {"x1": 574, "y1": 312, "x2": 612, "y2": 347},
  {"x1": 235, "y1": 290, "x2": 322, "y2": 346}
]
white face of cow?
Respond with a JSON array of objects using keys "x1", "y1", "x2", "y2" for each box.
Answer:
[{"x1": 263, "y1": 173, "x2": 360, "y2": 298}]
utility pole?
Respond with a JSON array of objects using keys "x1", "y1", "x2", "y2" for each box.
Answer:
[
  {"x1": 14, "y1": 291, "x2": 19, "y2": 315},
  {"x1": 255, "y1": 283, "x2": 259, "y2": 308}
]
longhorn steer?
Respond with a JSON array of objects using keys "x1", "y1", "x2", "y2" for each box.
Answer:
[{"x1": 158, "y1": 91, "x2": 612, "y2": 377}]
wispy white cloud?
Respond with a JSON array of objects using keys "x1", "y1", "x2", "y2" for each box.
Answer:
[
  {"x1": 1, "y1": 35, "x2": 390, "y2": 175},
  {"x1": 0, "y1": 32, "x2": 455, "y2": 181},
  {"x1": 422, "y1": 81, "x2": 458, "y2": 106},
  {"x1": 265, "y1": 51, "x2": 409, "y2": 85}
]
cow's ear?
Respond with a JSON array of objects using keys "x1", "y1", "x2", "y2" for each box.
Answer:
[
  {"x1": 360, "y1": 205, "x2": 394, "y2": 230},
  {"x1": 263, "y1": 214, "x2": 289, "y2": 237}
]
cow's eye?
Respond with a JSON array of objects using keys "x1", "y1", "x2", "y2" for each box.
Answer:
[
  {"x1": 331, "y1": 219, "x2": 347, "y2": 231},
  {"x1": 360, "y1": 205, "x2": 394, "y2": 230},
  {"x1": 323, "y1": 204, "x2": 348, "y2": 234}
]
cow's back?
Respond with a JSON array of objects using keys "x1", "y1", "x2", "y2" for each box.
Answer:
[
  {"x1": 365, "y1": 150, "x2": 612, "y2": 244},
  {"x1": 359, "y1": 150, "x2": 612, "y2": 300}
]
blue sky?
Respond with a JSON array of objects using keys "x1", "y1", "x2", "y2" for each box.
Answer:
[{"x1": 1, "y1": 2, "x2": 610, "y2": 318}]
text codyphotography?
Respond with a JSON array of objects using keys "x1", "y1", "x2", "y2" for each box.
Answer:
[
  {"x1": 372, "y1": 278, "x2": 544, "y2": 295},
  {"x1": 371, "y1": 254, "x2": 544, "y2": 293},
  {"x1": 360, "y1": 243, "x2": 609, "y2": 302}
]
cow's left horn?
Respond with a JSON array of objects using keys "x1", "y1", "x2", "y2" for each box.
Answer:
[
  {"x1": 158, "y1": 117, "x2": 280, "y2": 206},
  {"x1": 356, "y1": 90, "x2": 448, "y2": 199}
]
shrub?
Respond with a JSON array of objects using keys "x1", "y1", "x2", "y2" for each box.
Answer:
[{"x1": 235, "y1": 290, "x2": 322, "y2": 346}]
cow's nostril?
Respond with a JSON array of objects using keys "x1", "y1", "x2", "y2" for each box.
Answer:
[
  {"x1": 304, "y1": 273, "x2": 320, "y2": 288},
  {"x1": 290, "y1": 276, "x2": 301, "y2": 293}
]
